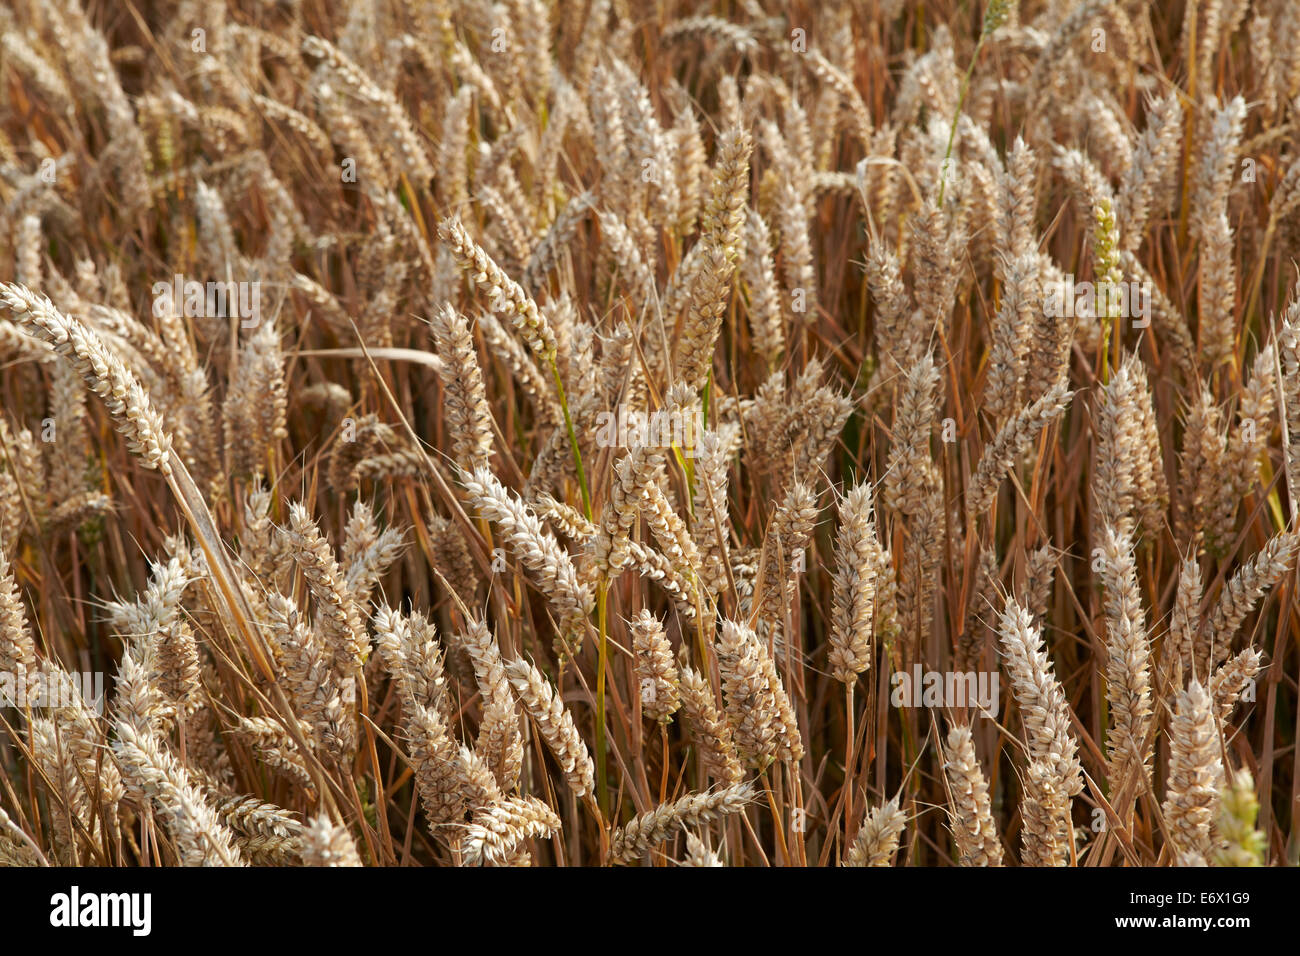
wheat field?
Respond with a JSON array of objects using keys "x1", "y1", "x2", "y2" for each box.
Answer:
[{"x1": 0, "y1": 0, "x2": 1296, "y2": 868}]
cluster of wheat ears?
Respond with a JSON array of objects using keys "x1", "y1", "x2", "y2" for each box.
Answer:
[{"x1": 0, "y1": 0, "x2": 1298, "y2": 868}]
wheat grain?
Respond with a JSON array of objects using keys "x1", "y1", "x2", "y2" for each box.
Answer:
[
  {"x1": 942, "y1": 724, "x2": 1003, "y2": 867},
  {"x1": 844, "y1": 797, "x2": 906, "y2": 867},
  {"x1": 609, "y1": 783, "x2": 753, "y2": 863}
]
